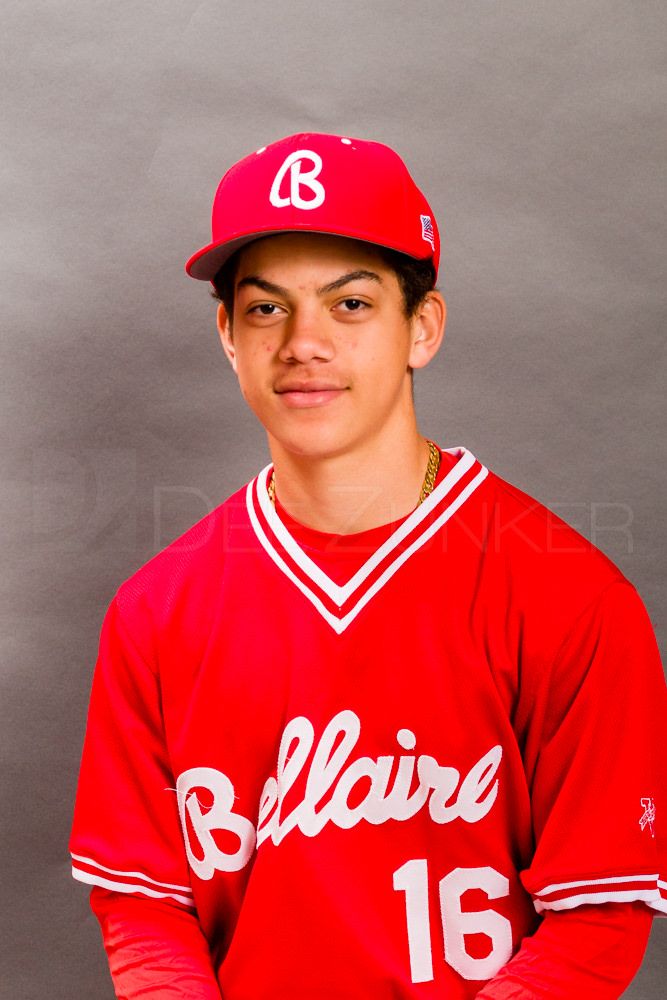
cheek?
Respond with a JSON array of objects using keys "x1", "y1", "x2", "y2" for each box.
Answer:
[
  {"x1": 233, "y1": 355, "x2": 272, "y2": 406},
  {"x1": 234, "y1": 341, "x2": 269, "y2": 375},
  {"x1": 238, "y1": 336, "x2": 274, "y2": 356}
]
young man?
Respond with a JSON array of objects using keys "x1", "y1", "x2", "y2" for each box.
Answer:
[{"x1": 71, "y1": 133, "x2": 666, "y2": 998}]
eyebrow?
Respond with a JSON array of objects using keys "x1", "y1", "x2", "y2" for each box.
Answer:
[
  {"x1": 317, "y1": 270, "x2": 384, "y2": 294},
  {"x1": 236, "y1": 275, "x2": 290, "y2": 297},
  {"x1": 236, "y1": 269, "x2": 384, "y2": 298}
]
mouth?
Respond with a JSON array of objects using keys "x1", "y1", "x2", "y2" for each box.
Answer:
[{"x1": 274, "y1": 381, "x2": 348, "y2": 408}]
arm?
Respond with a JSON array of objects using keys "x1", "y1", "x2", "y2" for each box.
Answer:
[
  {"x1": 479, "y1": 580, "x2": 664, "y2": 997},
  {"x1": 91, "y1": 888, "x2": 223, "y2": 999},
  {"x1": 476, "y1": 901, "x2": 653, "y2": 999},
  {"x1": 71, "y1": 599, "x2": 215, "y2": 993}
]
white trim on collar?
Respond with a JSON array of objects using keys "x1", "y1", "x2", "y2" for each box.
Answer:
[{"x1": 246, "y1": 447, "x2": 488, "y2": 634}]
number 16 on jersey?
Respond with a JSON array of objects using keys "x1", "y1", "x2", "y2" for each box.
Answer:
[{"x1": 393, "y1": 860, "x2": 513, "y2": 983}]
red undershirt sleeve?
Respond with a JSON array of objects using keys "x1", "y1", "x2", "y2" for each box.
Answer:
[
  {"x1": 475, "y1": 901, "x2": 653, "y2": 999},
  {"x1": 91, "y1": 889, "x2": 653, "y2": 998},
  {"x1": 90, "y1": 887, "x2": 222, "y2": 999}
]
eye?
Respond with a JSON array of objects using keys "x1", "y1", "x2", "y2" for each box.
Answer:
[
  {"x1": 249, "y1": 303, "x2": 284, "y2": 316},
  {"x1": 337, "y1": 298, "x2": 367, "y2": 312}
]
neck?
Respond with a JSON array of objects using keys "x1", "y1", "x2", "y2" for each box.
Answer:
[{"x1": 266, "y1": 427, "x2": 432, "y2": 534}]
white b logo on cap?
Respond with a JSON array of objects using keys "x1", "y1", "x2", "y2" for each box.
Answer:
[{"x1": 270, "y1": 151, "x2": 325, "y2": 210}]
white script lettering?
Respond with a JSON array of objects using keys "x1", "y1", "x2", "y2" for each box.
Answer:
[
  {"x1": 176, "y1": 766, "x2": 256, "y2": 879},
  {"x1": 177, "y1": 712, "x2": 502, "y2": 878}
]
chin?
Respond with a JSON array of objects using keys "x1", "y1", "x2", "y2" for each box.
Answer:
[{"x1": 269, "y1": 426, "x2": 355, "y2": 461}]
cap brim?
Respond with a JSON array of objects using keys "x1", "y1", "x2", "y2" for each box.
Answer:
[
  {"x1": 186, "y1": 228, "x2": 433, "y2": 281},
  {"x1": 185, "y1": 231, "x2": 292, "y2": 280}
]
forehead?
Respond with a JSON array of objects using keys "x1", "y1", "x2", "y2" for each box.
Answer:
[{"x1": 234, "y1": 232, "x2": 392, "y2": 282}]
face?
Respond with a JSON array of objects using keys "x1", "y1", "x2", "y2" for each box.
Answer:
[{"x1": 218, "y1": 233, "x2": 445, "y2": 463}]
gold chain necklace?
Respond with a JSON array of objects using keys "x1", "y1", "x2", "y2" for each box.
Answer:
[
  {"x1": 267, "y1": 440, "x2": 440, "y2": 508},
  {"x1": 419, "y1": 439, "x2": 441, "y2": 504}
]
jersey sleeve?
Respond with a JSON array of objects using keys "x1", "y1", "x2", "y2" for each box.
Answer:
[
  {"x1": 70, "y1": 597, "x2": 195, "y2": 910},
  {"x1": 519, "y1": 580, "x2": 667, "y2": 915}
]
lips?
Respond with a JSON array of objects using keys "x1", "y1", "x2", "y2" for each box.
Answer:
[
  {"x1": 274, "y1": 380, "x2": 347, "y2": 394},
  {"x1": 274, "y1": 380, "x2": 349, "y2": 408}
]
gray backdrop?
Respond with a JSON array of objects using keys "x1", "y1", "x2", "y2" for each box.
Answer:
[{"x1": 2, "y1": 1, "x2": 665, "y2": 996}]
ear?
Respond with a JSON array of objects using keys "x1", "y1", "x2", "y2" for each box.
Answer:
[
  {"x1": 217, "y1": 303, "x2": 238, "y2": 374},
  {"x1": 408, "y1": 291, "x2": 446, "y2": 370}
]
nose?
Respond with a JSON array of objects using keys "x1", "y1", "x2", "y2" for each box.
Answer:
[{"x1": 278, "y1": 306, "x2": 335, "y2": 364}]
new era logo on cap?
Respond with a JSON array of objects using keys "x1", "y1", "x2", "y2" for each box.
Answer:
[{"x1": 186, "y1": 133, "x2": 440, "y2": 280}]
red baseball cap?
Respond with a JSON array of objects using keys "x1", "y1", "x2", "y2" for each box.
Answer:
[{"x1": 186, "y1": 133, "x2": 440, "y2": 280}]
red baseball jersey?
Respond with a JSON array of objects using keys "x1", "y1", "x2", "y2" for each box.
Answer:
[{"x1": 70, "y1": 448, "x2": 667, "y2": 998}]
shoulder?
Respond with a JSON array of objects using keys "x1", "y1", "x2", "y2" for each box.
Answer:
[
  {"x1": 442, "y1": 455, "x2": 635, "y2": 659},
  {"x1": 114, "y1": 479, "x2": 255, "y2": 637},
  {"x1": 478, "y1": 465, "x2": 627, "y2": 591},
  {"x1": 463, "y1": 463, "x2": 661, "y2": 720}
]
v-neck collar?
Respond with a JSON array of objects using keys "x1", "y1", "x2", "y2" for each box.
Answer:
[{"x1": 245, "y1": 447, "x2": 488, "y2": 634}]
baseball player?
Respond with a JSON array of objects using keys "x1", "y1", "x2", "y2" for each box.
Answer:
[{"x1": 71, "y1": 133, "x2": 666, "y2": 998}]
